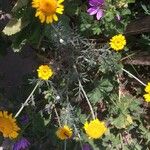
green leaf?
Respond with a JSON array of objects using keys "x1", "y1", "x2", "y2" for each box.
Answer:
[
  {"x1": 88, "y1": 79, "x2": 113, "y2": 104},
  {"x1": 103, "y1": 133, "x2": 121, "y2": 148},
  {"x1": 65, "y1": 1, "x2": 78, "y2": 16},
  {"x1": 12, "y1": 0, "x2": 29, "y2": 12},
  {"x1": 100, "y1": 79, "x2": 114, "y2": 92},
  {"x1": 112, "y1": 114, "x2": 133, "y2": 129},
  {"x1": 2, "y1": 18, "x2": 29, "y2": 36},
  {"x1": 11, "y1": 39, "x2": 27, "y2": 52},
  {"x1": 121, "y1": 9, "x2": 131, "y2": 15},
  {"x1": 92, "y1": 27, "x2": 101, "y2": 35},
  {"x1": 128, "y1": 0, "x2": 135, "y2": 3},
  {"x1": 104, "y1": 11, "x2": 114, "y2": 22},
  {"x1": 32, "y1": 113, "x2": 46, "y2": 137}
]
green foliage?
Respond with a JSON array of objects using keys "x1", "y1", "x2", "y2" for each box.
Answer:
[
  {"x1": 88, "y1": 78, "x2": 113, "y2": 104},
  {"x1": 138, "y1": 123, "x2": 150, "y2": 144},
  {"x1": 12, "y1": 0, "x2": 29, "y2": 12},
  {"x1": 99, "y1": 51, "x2": 123, "y2": 73},
  {"x1": 0, "y1": 0, "x2": 149, "y2": 149},
  {"x1": 141, "y1": 4, "x2": 150, "y2": 15},
  {"x1": 32, "y1": 113, "x2": 46, "y2": 137},
  {"x1": 103, "y1": 133, "x2": 121, "y2": 149}
]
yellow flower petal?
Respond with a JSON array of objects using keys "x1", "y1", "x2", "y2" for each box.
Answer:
[
  {"x1": 32, "y1": 0, "x2": 64, "y2": 24},
  {"x1": 109, "y1": 34, "x2": 126, "y2": 51},
  {"x1": 83, "y1": 119, "x2": 107, "y2": 139},
  {"x1": 56, "y1": 125, "x2": 73, "y2": 140},
  {"x1": 145, "y1": 82, "x2": 150, "y2": 93},
  {"x1": 143, "y1": 93, "x2": 150, "y2": 102},
  {"x1": 37, "y1": 65, "x2": 53, "y2": 80},
  {"x1": 0, "y1": 111, "x2": 20, "y2": 139},
  {"x1": 58, "y1": 0, "x2": 64, "y2": 4},
  {"x1": 56, "y1": 8, "x2": 64, "y2": 14},
  {"x1": 46, "y1": 16, "x2": 53, "y2": 24},
  {"x1": 53, "y1": 14, "x2": 58, "y2": 21}
]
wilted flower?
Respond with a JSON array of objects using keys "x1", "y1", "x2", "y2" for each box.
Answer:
[
  {"x1": 13, "y1": 137, "x2": 30, "y2": 150},
  {"x1": 87, "y1": 0, "x2": 104, "y2": 20}
]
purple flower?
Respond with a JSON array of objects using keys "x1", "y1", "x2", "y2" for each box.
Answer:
[
  {"x1": 13, "y1": 138, "x2": 30, "y2": 150},
  {"x1": 82, "y1": 144, "x2": 91, "y2": 150},
  {"x1": 21, "y1": 115, "x2": 29, "y2": 125},
  {"x1": 87, "y1": 0, "x2": 104, "y2": 20}
]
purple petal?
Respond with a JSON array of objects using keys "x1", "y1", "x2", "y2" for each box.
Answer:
[
  {"x1": 21, "y1": 114, "x2": 29, "y2": 124},
  {"x1": 13, "y1": 138, "x2": 30, "y2": 150},
  {"x1": 87, "y1": 7, "x2": 99, "y2": 15},
  {"x1": 89, "y1": 0, "x2": 98, "y2": 6},
  {"x1": 82, "y1": 144, "x2": 91, "y2": 150},
  {"x1": 96, "y1": 9, "x2": 103, "y2": 20},
  {"x1": 89, "y1": 0, "x2": 104, "y2": 6}
]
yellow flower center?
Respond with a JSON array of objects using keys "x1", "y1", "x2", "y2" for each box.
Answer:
[
  {"x1": 56, "y1": 125, "x2": 73, "y2": 140},
  {"x1": 39, "y1": 0, "x2": 57, "y2": 15},
  {"x1": 0, "y1": 117, "x2": 13, "y2": 135},
  {"x1": 63, "y1": 130, "x2": 70, "y2": 138}
]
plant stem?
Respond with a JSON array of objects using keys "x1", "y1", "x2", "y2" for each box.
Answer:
[
  {"x1": 54, "y1": 107, "x2": 62, "y2": 127},
  {"x1": 78, "y1": 80, "x2": 95, "y2": 120},
  {"x1": 37, "y1": 35, "x2": 43, "y2": 49},
  {"x1": 122, "y1": 68, "x2": 146, "y2": 86},
  {"x1": 120, "y1": 133, "x2": 125, "y2": 150},
  {"x1": 73, "y1": 124, "x2": 83, "y2": 149},
  {"x1": 64, "y1": 140, "x2": 67, "y2": 150},
  {"x1": 15, "y1": 82, "x2": 40, "y2": 118},
  {"x1": 117, "y1": 74, "x2": 121, "y2": 103}
]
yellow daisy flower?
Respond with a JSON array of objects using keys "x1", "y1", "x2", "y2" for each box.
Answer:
[
  {"x1": 83, "y1": 119, "x2": 107, "y2": 139},
  {"x1": 109, "y1": 34, "x2": 126, "y2": 51},
  {"x1": 143, "y1": 93, "x2": 150, "y2": 102},
  {"x1": 0, "y1": 111, "x2": 20, "y2": 139},
  {"x1": 56, "y1": 125, "x2": 73, "y2": 140},
  {"x1": 84, "y1": 118, "x2": 107, "y2": 139},
  {"x1": 145, "y1": 82, "x2": 150, "y2": 93},
  {"x1": 37, "y1": 65, "x2": 53, "y2": 80},
  {"x1": 32, "y1": 0, "x2": 64, "y2": 24}
]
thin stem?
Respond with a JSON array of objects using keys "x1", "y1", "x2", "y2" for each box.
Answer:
[
  {"x1": 120, "y1": 133, "x2": 124, "y2": 150},
  {"x1": 122, "y1": 68, "x2": 146, "y2": 86},
  {"x1": 54, "y1": 107, "x2": 62, "y2": 127},
  {"x1": 64, "y1": 140, "x2": 67, "y2": 150},
  {"x1": 73, "y1": 124, "x2": 83, "y2": 149},
  {"x1": 78, "y1": 80, "x2": 95, "y2": 120},
  {"x1": 37, "y1": 35, "x2": 43, "y2": 49},
  {"x1": 15, "y1": 82, "x2": 40, "y2": 118},
  {"x1": 117, "y1": 74, "x2": 121, "y2": 102}
]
